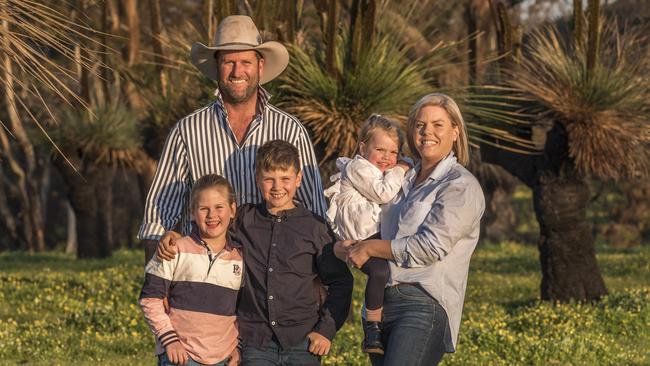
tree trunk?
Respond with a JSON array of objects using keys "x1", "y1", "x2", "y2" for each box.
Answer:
[
  {"x1": 149, "y1": 0, "x2": 168, "y2": 96},
  {"x1": 466, "y1": 0, "x2": 478, "y2": 84},
  {"x1": 534, "y1": 167, "x2": 607, "y2": 301},
  {"x1": 1, "y1": 15, "x2": 45, "y2": 251},
  {"x1": 122, "y1": 0, "x2": 144, "y2": 110},
  {"x1": 53, "y1": 155, "x2": 114, "y2": 259},
  {"x1": 324, "y1": 0, "x2": 338, "y2": 77},
  {"x1": 481, "y1": 122, "x2": 608, "y2": 301},
  {"x1": 0, "y1": 164, "x2": 22, "y2": 250},
  {"x1": 65, "y1": 200, "x2": 78, "y2": 254},
  {"x1": 93, "y1": 165, "x2": 115, "y2": 257}
]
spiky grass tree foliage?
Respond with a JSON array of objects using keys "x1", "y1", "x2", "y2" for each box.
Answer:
[
  {"x1": 277, "y1": 34, "x2": 453, "y2": 162},
  {"x1": 55, "y1": 103, "x2": 143, "y2": 167},
  {"x1": 506, "y1": 23, "x2": 650, "y2": 180},
  {"x1": 481, "y1": 17, "x2": 650, "y2": 302},
  {"x1": 51, "y1": 103, "x2": 143, "y2": 258}
]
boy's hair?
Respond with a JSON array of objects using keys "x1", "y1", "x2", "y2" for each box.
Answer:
[
  {"x1": 354, "y1": 114, "x2": 404, "y2": 156},
  {"x1": 255, "y1": 140, "x2": 301, "y2": 177},
  {"x1": 190, "y1": 174, "x2": 236, "y2": 211}
]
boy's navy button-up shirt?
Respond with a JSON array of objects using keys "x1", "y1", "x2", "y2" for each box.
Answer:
[{"x1": 233, "y1": 203, "x2": 353, "y2": 349}]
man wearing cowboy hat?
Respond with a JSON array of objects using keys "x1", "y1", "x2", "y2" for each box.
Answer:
[
  {"x1": 139, "y1": 12, "x2": 328, "y2": 326},
  {"x1": 139, "y1": 15, "x2": 326, "y2": 255}
]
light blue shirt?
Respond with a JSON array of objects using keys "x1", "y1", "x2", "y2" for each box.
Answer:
[{"x1": 381, "y1": 152, "x2": 485, "y2": 351}]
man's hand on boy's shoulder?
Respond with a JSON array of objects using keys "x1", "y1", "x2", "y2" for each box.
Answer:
[
  {"x1": 156, "y1": 230, "x2": 181, "y2": 262},
  {"x1": 307, "y1": 331, "x2": 331, "y2": 356},
  {"x1": 165, "y1": 341, "x2": 189, "y2": 365}
]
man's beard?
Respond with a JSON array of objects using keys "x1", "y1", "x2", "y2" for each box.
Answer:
[{"x1": 219, "y1": 77, "x2": 259, "y2": 105}]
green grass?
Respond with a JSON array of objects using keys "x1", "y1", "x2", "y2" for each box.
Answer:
[{"x1": 1, "y1": 243, "x2": 648, "y2": 365}]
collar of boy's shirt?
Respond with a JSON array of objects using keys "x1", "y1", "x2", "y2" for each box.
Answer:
[
  {"x1": 189, "y1": 221, "x2": 241, "y2": 250},
  {"x1": 257, "y1": 201, "x2": 308, "y2": 220}
]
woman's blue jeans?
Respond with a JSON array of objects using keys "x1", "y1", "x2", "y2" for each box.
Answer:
[{"x1": 369, "y1": 284, "x2": 449, "y2": 366}]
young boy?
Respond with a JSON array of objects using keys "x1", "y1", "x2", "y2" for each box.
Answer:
[
  {"x1": 158, "y1": 140, "x2": 353, "y2": 366},
  {"x1": 140, "y1": 174, "x2": 242, "y2": 366}
]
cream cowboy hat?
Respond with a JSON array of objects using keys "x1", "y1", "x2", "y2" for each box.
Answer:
[{"x1": 190, "y1": 15, "x2": 289, "y2": 84}]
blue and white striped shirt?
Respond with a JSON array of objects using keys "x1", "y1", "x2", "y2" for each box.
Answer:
[{"x1": 138, "y1": 87, "x2": 327, "y2": 241}]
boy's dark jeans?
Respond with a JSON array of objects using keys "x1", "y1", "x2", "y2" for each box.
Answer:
[{"x1": 242, "y1": 337, "x2": 320, "y2": 366}]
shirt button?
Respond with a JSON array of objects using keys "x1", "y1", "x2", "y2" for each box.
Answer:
[
  {"x1": 271, "y1": 243, "x2": 276, "y2": 247},
  {"x1": 271, "y1": 321, "x2": 277, "y2": 326},
  {"x1": 268, "y1": 267, "x2": 273, "y2": 272},
  {"x1": 276, "y1": 218, "x2": 281, "y2": 223},
  {"x1": 268, "y1": 295, "x2": 274, "y2": 300}
]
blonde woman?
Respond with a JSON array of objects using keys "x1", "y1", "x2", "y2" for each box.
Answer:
[{"x1": 335, "y1": 94, "x2": 485, "y2": 365}]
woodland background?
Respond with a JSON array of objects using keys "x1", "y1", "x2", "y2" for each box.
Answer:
[{"x1": 0, "y1": 0, "x2": 648, "y2": 364}]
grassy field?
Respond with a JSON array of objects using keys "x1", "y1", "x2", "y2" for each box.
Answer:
[{"x1": 1, "y1": 242, "x2": 648, "y2": 365}]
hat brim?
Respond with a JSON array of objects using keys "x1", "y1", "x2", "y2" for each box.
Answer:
[{"x1": 190, "y1": 41, "x2": 289, "y2": 84}]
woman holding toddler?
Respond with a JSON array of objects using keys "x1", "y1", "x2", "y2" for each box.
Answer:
[{"x1": 335, "y1": 93, "x2": 485, "y2": 366}]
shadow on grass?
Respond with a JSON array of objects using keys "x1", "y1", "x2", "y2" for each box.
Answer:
[
  {"x1": 500, "y1": 298, "x2": 541, "y2": 315},
  {"x1": 0, "y1": 249, "x2": 143, "y2": 273},
  {"x1": 473, "y1": 254, "x2": 541, "y2": 275}
]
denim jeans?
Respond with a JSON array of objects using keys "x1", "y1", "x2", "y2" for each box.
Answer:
[
  {"x1": 369, "y1": 284, "x2": 449, "y2": 366},
  {"x1": 158, "y1": 353, "x2": 230, "y2": 366},
  {"x1": 242, "y1": 337, "x2": 320, "y2": 366}
]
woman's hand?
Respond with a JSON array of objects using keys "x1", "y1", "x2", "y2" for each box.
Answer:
[
  {"x1": 333, "y1": 239, "x2": 357, "y2": 262},
  {"x1": 347, "y1": 241, "x2": 371, "y2": 268},
  {"x1": 156, "y1": 231, "x2": 181, "y2": 261}
]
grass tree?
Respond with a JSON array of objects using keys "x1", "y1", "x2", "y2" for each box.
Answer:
[
  {"x1": 481, "y1": 7, "x2": 650, "y2": 301},
  {"x1": 51, "y1": 102, "x2": 144, "y2": 258},
  {"x1": 277, "y1": 34, "x2": 441, "y2": 163}
]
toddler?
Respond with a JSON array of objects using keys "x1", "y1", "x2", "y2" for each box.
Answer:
[{"x1": 325, "y1": 114, "x2": 410, "y2": 354}]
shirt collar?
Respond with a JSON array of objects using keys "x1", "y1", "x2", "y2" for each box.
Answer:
[
  {"x1": 213, "y1": 85, "x2": 271, "y2": 116},
  {"x1": 257, "y1": 201, "x2": 308, "y2": 219},
  {"x1": 403, "y1": 152, "x2": 457, "y2": 193},
  {"x1": 189, "y1": 221, "x2": 241, "y2": 250}
]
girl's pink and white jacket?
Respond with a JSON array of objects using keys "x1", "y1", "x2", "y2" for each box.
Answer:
[{"x1": 139, "y1": 232, "x2": 243, "y2": 364}]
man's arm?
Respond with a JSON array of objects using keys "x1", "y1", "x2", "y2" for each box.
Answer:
[
  {"x1": 294, "y1": 130, "x2": 327, "y2": 217},
  {"x1": 138, "y1": 125, "x2": 189, "y2": 264}
]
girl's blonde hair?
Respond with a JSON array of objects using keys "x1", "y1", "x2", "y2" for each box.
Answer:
[
  {"x1": 406, "y1": 93, "x2": 469, "y2": 166},
  {"x1": 354, "y1": 114, "x2": 405, "y2": 156}
]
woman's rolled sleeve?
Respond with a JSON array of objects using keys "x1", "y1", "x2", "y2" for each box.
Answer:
[{"x1": 390, "y1": 181, "x2": 484, "y2": 268}]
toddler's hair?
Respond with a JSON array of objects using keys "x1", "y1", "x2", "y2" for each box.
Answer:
[
  {"x1": 354, "y1": 114, "x2": 404, "y2": 156},
  {"x1": 255, "y1": 140, "x2": 301, "y2": 177},
  {"x1": 190, "y1": 174, "x2": 236, "y2": 212}
]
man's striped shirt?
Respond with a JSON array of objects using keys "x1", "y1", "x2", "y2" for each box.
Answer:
[{"x1": 138, "y1": 87, "x2": 326, "y2": 240}]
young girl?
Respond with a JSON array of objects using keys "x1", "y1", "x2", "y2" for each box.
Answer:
[
  {"x1": 324, "y1": 114, "x2": 410, "y2": 354},
  {"x1": 140, "y1": 174, "x2": 242, "y2": 366}
]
